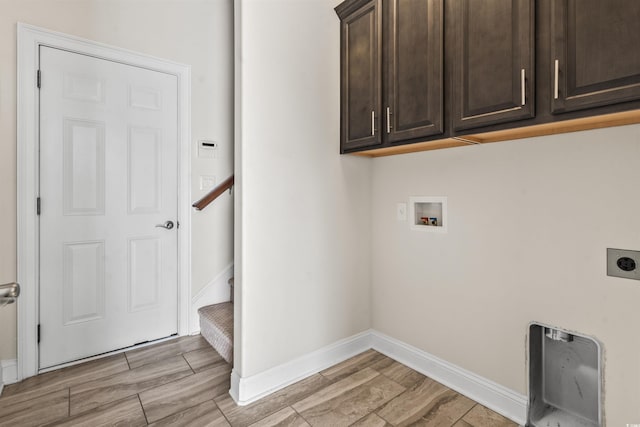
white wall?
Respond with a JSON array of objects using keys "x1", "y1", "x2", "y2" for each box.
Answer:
[
  {"x1": 0, "y1": 0, "x2": 234, "y2": 361},
  {"x1": 234, "y1": 0, "x2": 372, "y2": 377},
  {"x1": 371, "y1": 124, "x2": 640, "y2": 425}
]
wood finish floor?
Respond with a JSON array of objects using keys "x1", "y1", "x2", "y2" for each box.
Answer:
[{"x1": 0, "y1": 336, "x2": 517, "y2": 426}]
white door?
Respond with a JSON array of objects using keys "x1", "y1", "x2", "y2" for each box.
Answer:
[{"x1": 39, "y1": 46, "x2": 179, "y2": 369}]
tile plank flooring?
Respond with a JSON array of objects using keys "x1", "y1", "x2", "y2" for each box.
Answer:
[{"x1": 0, "y1": 336, "x2": 517, "y2": 427}]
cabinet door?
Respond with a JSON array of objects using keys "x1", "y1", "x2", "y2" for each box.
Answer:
[
  {"x1": 385, "y1": 0, "x2": 443, "y2": 143},
  {"x1": 451, "y1": 0, "x2": 534, "y2": 131},
  {"x1": 339, "y1": 0, "x2": 382, "y2": 151},
  {"x1": 551, "y1": 0, "x2": 640, "y2": 113}
]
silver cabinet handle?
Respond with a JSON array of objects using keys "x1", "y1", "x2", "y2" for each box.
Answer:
[
  {"x1": 521, "y1": 68, "x2": 526, "y2": 106},
  {"x1": 371, "y1": 111, "x2": 375, "y2": 136},
  {"x1": 386, "y1": 107, "x2": 391, "y2": 133},
  {"x1": 554, "y1": 59, "x2": 559, "y2": 100},
  {"x1": 155, "y1": 221, "x2": 174, "y2": 230}
]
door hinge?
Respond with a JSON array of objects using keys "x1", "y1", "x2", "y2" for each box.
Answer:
[
  {"x1": 37, "y1": 324, "x2": 41, "y2": 343},
  {"x1": 37, "y1": 70, "x2": 41, "y2": 89},
  {"x1": 36, "y1": 197, "x2": 41, "y2": 215}
]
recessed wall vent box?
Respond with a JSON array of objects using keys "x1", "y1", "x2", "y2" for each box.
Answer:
[
  {"x1": 409, "y1": 196, "x2": 447, "y2": 232},
  {"x1": 528, "y1": 323, "x2": 602, "y2": 427}
]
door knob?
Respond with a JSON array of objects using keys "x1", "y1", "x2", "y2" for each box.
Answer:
[
  {"x1": 155, "y1": 221, "x2": 174, "y2": 230},
  {"x1": 0, "y1": 282, "x2": 20, "y2": 307}
]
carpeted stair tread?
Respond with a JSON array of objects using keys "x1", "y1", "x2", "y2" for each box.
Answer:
[{"x1": 198, "y1": 302, "x2": 233, "y2": 364}]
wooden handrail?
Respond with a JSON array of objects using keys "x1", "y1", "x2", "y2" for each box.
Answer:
[{"x1": 192, "y1": 175, "x2": 234, "y2": 211}]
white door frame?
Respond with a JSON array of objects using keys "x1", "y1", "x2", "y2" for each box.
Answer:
[{"x1": 17, "y1": 23, "x2": 192, "y2": 380}]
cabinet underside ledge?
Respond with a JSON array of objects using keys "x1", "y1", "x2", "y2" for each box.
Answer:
[{"x1": 349, "y1": 109, "x2": 640, "y2": 157}]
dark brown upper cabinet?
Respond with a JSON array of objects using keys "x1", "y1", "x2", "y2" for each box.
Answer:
[
  {"x1": 336, "y1": 0, "x2": 640, "y2": 156},
  {"x1": 451, "y1": 0, "x2": 534, "y2": 131},
  {"x1": 551, "y1": 0, "x2": 640, "y2": 114},
  {"x1": 337, "y1": 0, "x2": 382, "y2": 151},
  {"x1": 384, "y1": 0, "x2": 443, "y2": 143},
  {"x1": 336, "y1": 0, "x2": 443, "y2": 152}
]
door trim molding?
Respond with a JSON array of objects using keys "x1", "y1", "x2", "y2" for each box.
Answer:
[{"x1": 17, "y1": 23, "x2": 192, "y2": 380}]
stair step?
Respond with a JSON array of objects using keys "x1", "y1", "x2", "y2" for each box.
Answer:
[{"x1": 198, "y1": 302, "x2": 233, "y2": 364}]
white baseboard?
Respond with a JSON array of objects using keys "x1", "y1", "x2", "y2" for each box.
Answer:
[
  {"x1": 228, "y1": 330, "x2": 526, "y2": 424},
  {"x1": 1, "y1": 359, "x2": 18, "y2": 394},
  {"x1": 230, "y1": 330, "x2": 373, "y2": 406},
  {"x1": 190, "y1": 263, "x2": 234, "y2": 334},
  {"x1": 370, "y1": 331, "x2": 527, "y2": 425}
]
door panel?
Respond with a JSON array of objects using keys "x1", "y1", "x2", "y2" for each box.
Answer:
[
  {"x1": 386, "y1": 0, "x2": 443, "y2": 142},
  {"x1": 451, "y1": 0, "x2": 534, "y2": 130},
  {"x1": 551, "y1": 0, "x2": 640, "y2": 113},
  {"x1": 39, "y1": 46, "x2": 179, "y2": 369},
  {"x1": 128, "y1": 127, "x2": 162, "y2": 214},
  {"x1": 129, "y1": 237, "x2": 161, "y2": 312},
  {"x1": 62, "y1": 119, "x2": 106, "y2": 215},
  {"x1": 340, "y1": 0, "x2": 382, "y2": 151},
  {"x1": 62, "y1": 241, "x2": 105, "y2": 325}
]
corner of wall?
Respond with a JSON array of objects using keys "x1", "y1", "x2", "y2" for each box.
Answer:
[
  {"x1": 229, "y1": 330, "x2": 372, "y2": 406},
  {"x1": 190, "y1": 263, "x2": 234, "y2": 334},
  {"x1": 225, "y1": 329, "x2": 525, "y2": 424}
]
